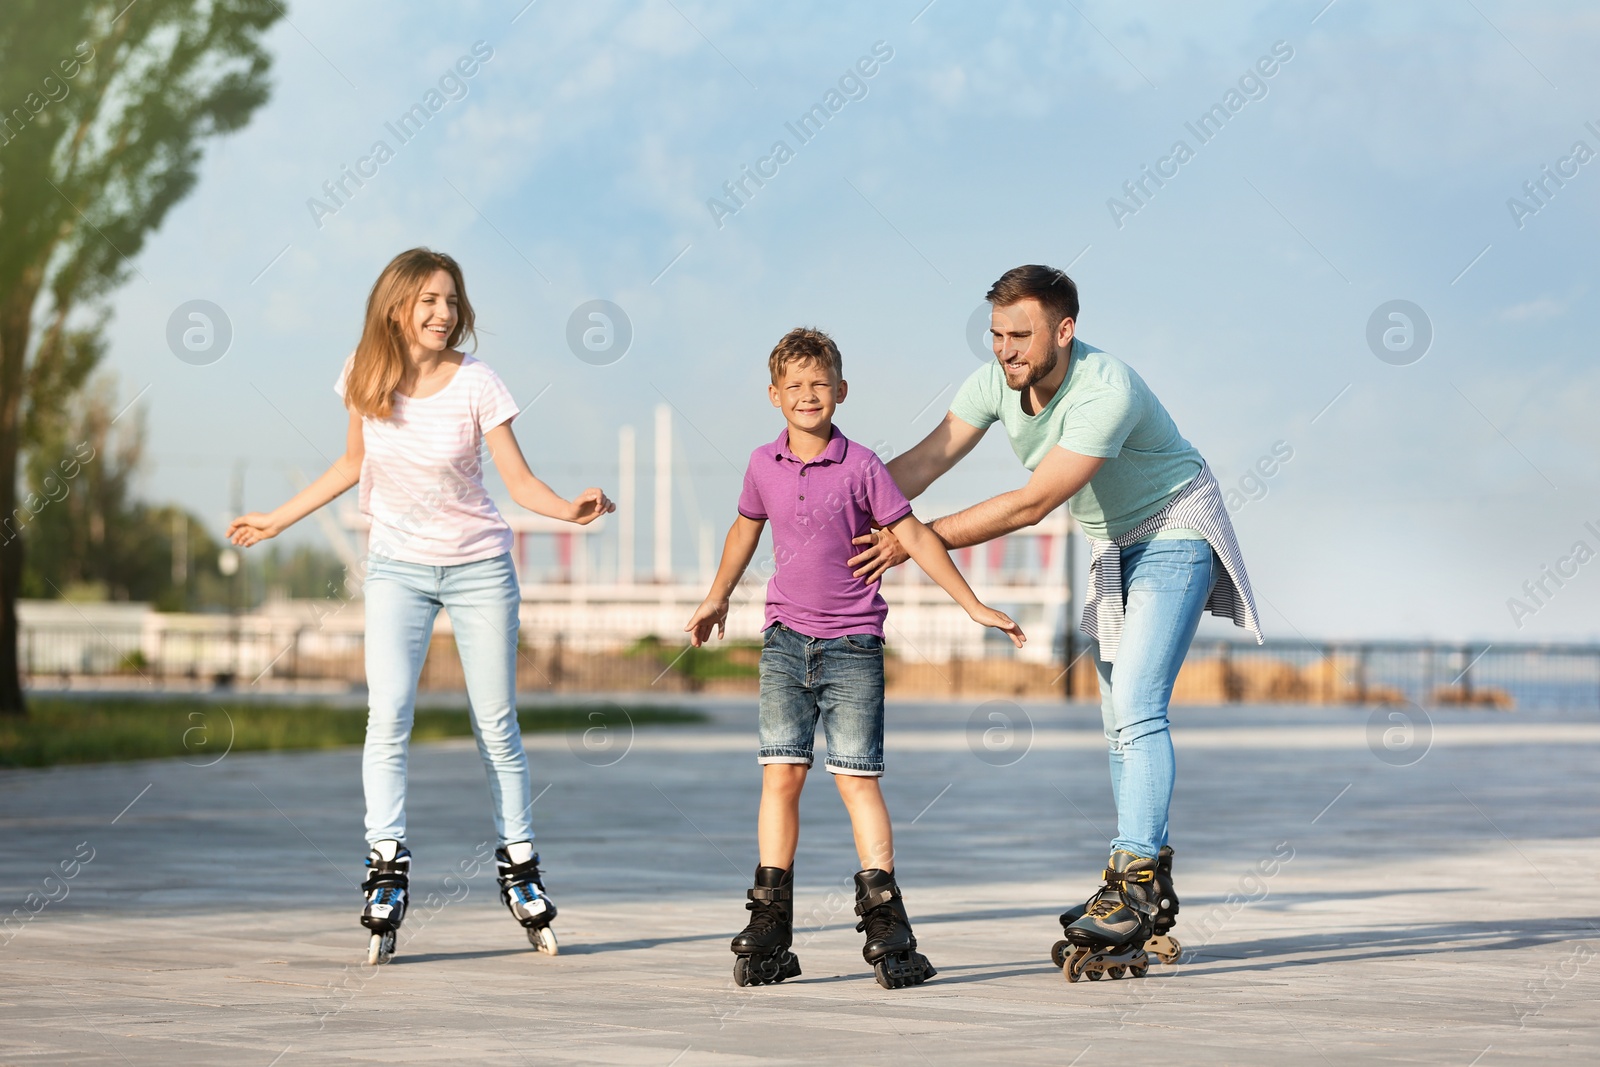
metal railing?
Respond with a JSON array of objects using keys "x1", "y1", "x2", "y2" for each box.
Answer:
[{"x1": 17, "y1": 613, "x2": 1600, "y2": 710}]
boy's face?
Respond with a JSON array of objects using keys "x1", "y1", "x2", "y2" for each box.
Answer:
[{"x1": 768, "y1": 358, "x2": 847, "y2": 435}]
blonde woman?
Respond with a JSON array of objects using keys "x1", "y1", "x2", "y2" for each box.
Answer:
[{"x1": 229, "y1": 248, "x2": 613, "y2": 964}]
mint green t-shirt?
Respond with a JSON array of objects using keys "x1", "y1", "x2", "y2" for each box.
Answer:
[{"x1": 949, "y1": 338, "x2": 1204, "y2": 541}]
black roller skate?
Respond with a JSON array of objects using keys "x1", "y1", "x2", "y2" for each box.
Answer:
[
  {"x1": 1058, "y1": 850, "x2": 1159, "y2": 982},
  {"x1": 731, "y1": 866, "x2": 801, "y2": 987},
  {"x1": 495, "y1": 842, "x2": 559, "y2": 955},
  {"x1": 853, "y1": 868, "x2": 936, "y2": 990},
  {"x1": 360, "y1": 840, "x2": 410, "y2": 965},
  {"x1": 1052, "y1": 845, "x2": 1182, "y2": 968}
]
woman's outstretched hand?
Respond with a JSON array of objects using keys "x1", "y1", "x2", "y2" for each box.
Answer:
[
  {"x1": 570, "y1": 487, "x2": 616, "y2": 525},
  {"x1": 227, "y1": 512, "x2": 282, "y2": 548}
]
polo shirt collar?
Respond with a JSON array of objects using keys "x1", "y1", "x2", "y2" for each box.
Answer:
[{"x1": 773, "y1": 426, "x2": 848, "y2": 466}]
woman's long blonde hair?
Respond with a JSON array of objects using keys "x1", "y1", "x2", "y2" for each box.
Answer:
[{"x1": 345, "y1": 248, "x2": 477, "y2": 419}]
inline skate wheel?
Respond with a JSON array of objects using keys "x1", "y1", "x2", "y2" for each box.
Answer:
[
  {"x1": 367, "y1": 930, "x2": 395, "y2": 966},
  {"x1": 527, "y1": 925, "x2": 559, "y2": 956},
  {"x1": 1050, "y1": 939, "x2": 1071, "y2": 968},
  {"x1": 733, "y1": 957, "x2": 752, "y2": 987},
  {"x1": 1146, "y1": 934, "x2": 1182, "y2": 964},
  {"x1": 1107, "y1": 965, "x2": 1126, "y2": 979},
  {"x1": 1063, "y1": 946, "x2": 1088, "y2": 983},
  {"x1": 1130, "y1": 960, "x2": 1149, "y2": 979}
]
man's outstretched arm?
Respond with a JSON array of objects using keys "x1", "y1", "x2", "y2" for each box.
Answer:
[
  {"x1": 884, "y1": 411, "x2": 988, "y2": 500},
  {"x1": 852, "y1": 445, "x2": 1103, "y2": 582}
]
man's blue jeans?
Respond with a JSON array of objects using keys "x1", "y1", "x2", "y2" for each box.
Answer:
[
  {"x1": 1092, "y1": 537, "x2": 1219, "y2": 860},
  {"x1": 361, "y1": 552, "x2": 534, "y2": 847}
]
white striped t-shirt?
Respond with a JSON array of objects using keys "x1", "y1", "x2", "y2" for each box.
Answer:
[{"x1": 334, "y1": 353, "x2": 521, "y2": 566}]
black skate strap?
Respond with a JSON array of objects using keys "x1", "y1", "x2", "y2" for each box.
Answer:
[
  {"x1": 854, "y1": 882, "x2": 900, "y2": 914},
  {"x1": 748, "y1": 884, "x2": 791, "y2": 903}
]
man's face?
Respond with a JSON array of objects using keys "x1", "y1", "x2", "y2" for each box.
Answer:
[{"x1": 991, "y1": 298, "x2": 1072, "y2": 391}]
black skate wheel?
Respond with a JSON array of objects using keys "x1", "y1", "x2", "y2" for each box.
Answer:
[
  {"x1": 1050, "y1": 939, "x2": 1071, "y2": 968},
  {"x1": 1107, "y1": 965, "x2": 1126, "y2": 979},
  {"x1": 1085, "y1": 967, "x2": 1103, "y2": 981},
  {"x1": 1130, "y1": 960, "x2": 1149, "y2": 979},
  {"x1": 733, "y1": 957, "x2": 751, "y2": 987},
  {"x1": 873, "y1": 960, "x2": 895, "y2": 990}
]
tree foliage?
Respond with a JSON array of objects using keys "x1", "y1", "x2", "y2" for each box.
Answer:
[{"x1": 0, "y1": 0, "x2": 283, "y2": 713}]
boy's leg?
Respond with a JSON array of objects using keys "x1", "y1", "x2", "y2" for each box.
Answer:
[
  {"x1": 360, "y1": 559, "x2": 441, "y2": 846},
  {"x1": 757, "y1": 764, "x2": 808, "y2": 868},
  {"x1": 833, "y1": 774, "x2": 894, "y2": 873},
  {"x1": 440, "y1": 553, "x2": 533, "y2": 846},
  {"x1": 756, "y1": 623, "x2": 820, "y2": 866},
  {"x1": 819, "y1": 633, "x2": 935, "y2": 987}
]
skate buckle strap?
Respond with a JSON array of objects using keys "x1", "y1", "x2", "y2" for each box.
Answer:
[
  {"x1": 748, "y1": 884, "x2": 790, "y2": 903},
  {"x1": 854, "y1": 882, "x2": 900, "y2": 916}
]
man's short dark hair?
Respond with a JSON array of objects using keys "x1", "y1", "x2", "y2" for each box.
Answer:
[{"x1": 986, "y1": 265, "x2": 1080, "y2": 331}]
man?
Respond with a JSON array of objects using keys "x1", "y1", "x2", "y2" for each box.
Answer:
[{"x1": 847, "y1": 264, "x2": 1261, "y2": 981}]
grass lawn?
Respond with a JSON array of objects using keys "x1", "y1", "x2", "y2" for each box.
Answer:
[{"x1": 0, "y1": 697, "x2": 707, "y2": 769}]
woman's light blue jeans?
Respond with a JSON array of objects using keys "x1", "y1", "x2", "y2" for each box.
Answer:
[
  {"x1": 1092, "y1": 537, "x2": 1219, "y2": 860},
  {"x1": 361, "y1": 551, "x2": 534, "y2": 847}
]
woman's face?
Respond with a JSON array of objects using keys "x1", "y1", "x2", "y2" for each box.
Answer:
[{"x1": 404, "y1": 268, "x2": 459, "y2": 351}]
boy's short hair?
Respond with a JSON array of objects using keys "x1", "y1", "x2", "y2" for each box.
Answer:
[{"x1": 768, "y1": 327, "x2": 843, "y2": 384}]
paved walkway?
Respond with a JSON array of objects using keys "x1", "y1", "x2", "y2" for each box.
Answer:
[{"x1": 2, "y1": 699, "x2": 1596, "y2": 1064}]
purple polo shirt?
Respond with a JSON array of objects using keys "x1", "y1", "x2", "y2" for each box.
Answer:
[{"x1": 738, "y1": 426, "x2": 913, "y2": 639}]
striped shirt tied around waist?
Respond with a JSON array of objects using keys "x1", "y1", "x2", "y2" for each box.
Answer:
[{"x1": 1080, "y1": 463, "x2": 1263, "y2": 664}]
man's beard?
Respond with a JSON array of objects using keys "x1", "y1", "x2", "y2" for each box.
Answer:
[{"x1": 1004, "y1": 343, "x2": 1063, "y2": 392}]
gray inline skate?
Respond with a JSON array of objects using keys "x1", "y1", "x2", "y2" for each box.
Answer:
[{"x1": 1052, "y1": 844, "x2": 1182, "y2": 970}]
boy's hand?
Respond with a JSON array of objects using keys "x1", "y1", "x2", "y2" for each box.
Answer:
[
  {"x1": 969, "y1": 604, "x2": 1026, "y2": 649},
  {"x1": 685, "y1": 597, "x2": 730, "y2": 646},
  {"x1": 849, "y1": 527, "x2": 909, "y2": 584},
  {"x1": 569, "y1": 487, "x2": 616, "y2": 525},
  {"x1": 226, "y1": 512, "x2": 282, "y2": 548}
]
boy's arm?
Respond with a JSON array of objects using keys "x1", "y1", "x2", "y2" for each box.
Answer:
[
  {"x1": 886, "y1": 513, "x2": 1025, "y2": 647},
  {"x1": 685, "y1": 515, "x2": 766, "y2": 645}
]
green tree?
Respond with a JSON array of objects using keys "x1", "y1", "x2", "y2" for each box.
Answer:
[{"x1": 0, "y1": 0, "x2": 281, "y2": 715}]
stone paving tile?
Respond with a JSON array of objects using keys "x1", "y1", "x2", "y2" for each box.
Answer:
[{"x1": 1, "y1": 701, "x2": 1596, "y2": 1064}]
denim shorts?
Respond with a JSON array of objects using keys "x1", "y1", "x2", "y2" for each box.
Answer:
[{"x1": 757, "y1": 622, "x2": 886, "y2": 777}]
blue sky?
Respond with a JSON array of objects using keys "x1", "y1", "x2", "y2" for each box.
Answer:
[{"x1": 100, "y1": 0, "x2": 1600, "y2": 641}]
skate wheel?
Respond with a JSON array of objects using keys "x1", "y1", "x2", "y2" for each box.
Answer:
[
  {"x1": 1062, "y1": 947, "x2": 1089, "y2": 983},
  {"x1": 1107, "y1": 965, "x2": 1126, "y2": 980},
  {"x1": 733, "y1": 957, "x2": 751, "y2": 987},
  {"x1": 1050, "y1": 939, "x2": 1071, "y2": 968},
  {"x1": 873, "y1": 960, "x2": 894, "y2": 990},
  {"x1": 527, "y1": 925, "x2": 559, "y2": 956},
  {"x1": 367, "y1": 930, "x2": 395, "y2": 966},
  {"x1": 1130, "y1": 960, "x2": 1149, "y2": 979},
  {"x1": 1085, "y1": 967, "x2": 1103, "y2": 981}
]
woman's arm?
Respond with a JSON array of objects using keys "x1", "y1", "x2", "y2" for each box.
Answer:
[
  {"x1": 485, "y1": 422, "x2": 614, "y2": 524},
  {"x1": 228, "y1": 409, "x2": 364, "y2": 547},
  {"x1": 685, "y1": 516, "x2": 765, "y2": 646}
]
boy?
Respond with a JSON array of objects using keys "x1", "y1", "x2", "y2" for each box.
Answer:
[{"x1": 685, "y1": 327, "x2": 1025, "y2": 989}]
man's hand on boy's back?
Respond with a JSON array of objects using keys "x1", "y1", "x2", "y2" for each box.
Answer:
[{"x1": 685, "y1": 597, "x2": 730, "y2": 647}]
